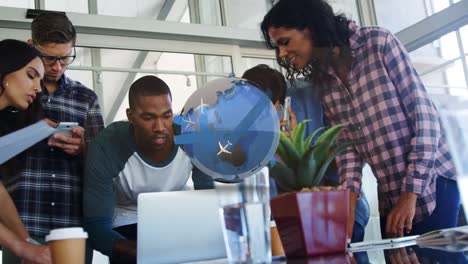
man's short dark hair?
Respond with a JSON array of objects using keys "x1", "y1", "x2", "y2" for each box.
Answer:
[
  {"x1": 31, "y1": 11, "x2": 76, "y2": 45},
  {"x1": 242, "y1": 64, "x2": 287, "y2": 105},
  {"x1": 128, "y1": 75, "x2": 172, "y2": 109}
]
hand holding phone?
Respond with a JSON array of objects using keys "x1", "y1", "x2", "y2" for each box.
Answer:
[{"x1": 49, "y1": 122, "x2": 79, "y2": 143}]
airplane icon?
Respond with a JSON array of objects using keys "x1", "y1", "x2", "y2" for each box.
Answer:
[
  {"x1": 194, "y1": 98, "x2": 209, "y2": 114},
  {"x1": 217, "y1": 140, "x2": 232, "y2": 156},
  {"x1": 182, "y1": 115, "x2": 195, "y2": 129}
]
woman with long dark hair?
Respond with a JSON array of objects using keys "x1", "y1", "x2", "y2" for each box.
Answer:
[
  {"x1": 261, "y1": 0, "x2": 460, "y2": 240},
  {"x1": 0, "y1": 39, "x2": 51, "y2": 264}
]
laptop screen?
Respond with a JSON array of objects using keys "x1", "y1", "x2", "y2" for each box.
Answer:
[
  {"x1": 434, "y1": 95, "x2": 468, "y2": 221},
  {"x1": 137, "y1": 189, "x2": 226, "y2": 264}
]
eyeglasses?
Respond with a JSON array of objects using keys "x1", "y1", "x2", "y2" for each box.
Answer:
[{"x1": 39, "y1": 46, "x2": 76, "y2": 66}]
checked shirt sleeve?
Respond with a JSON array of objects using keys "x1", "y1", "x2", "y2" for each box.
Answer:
[
  {"x1": 382, "y1": 32, "x2": 441, "y2": 195},
  {"x1": 337, "y1": 142, "x2": 364, "y2": 196}
]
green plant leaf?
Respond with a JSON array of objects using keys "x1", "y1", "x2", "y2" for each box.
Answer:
[
  {"x1": 276, "y1": 139, "x2": 286, "y2": 160},
  {"x1": 304, "y1": 126, "x2": 325, "y2": 152},
  {"x1": 311, "y1": 124, "x2": 346, "y2": 166},
  {"x1": 277, "y1": 132, "x2": 301, "y2": 172},
  {"x1": 291, "y1": 119, "x2": 311, "y2": 155},
  {"x1": 296, "y1": 147, "x2": 318, "y2": 188},
  {"x1": 314, "y1": 123, "x2": 346, "y2": 146},
  {"x1": 273, "y1": 122, "x2": 351, "y2": 190},
  {"x1": 314, "y1": 141, "x2": 355, "y2": 186},
  {"x1": 270, "y1": 162, "x2": 298, "y2": 191}
]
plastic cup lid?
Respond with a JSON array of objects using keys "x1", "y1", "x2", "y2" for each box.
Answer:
[{"x1": 45, "y1": 227, "x2": 88, "y2": 242}]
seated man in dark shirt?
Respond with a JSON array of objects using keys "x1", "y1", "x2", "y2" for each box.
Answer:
[{"x1": 83, "y1": 76, "x2": 213, "y2": 264}]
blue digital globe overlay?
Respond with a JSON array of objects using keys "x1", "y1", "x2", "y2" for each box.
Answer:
[{"x1": 174, "y1": 77, "x2": 280, "y2": 183}]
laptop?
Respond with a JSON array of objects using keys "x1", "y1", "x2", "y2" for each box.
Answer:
[
  {"x1": 137, "y1": 189, "x2": 227, "y2": 264},
  {"x1": 434, "y1": 95, "x2": 468, "y2": 221}
]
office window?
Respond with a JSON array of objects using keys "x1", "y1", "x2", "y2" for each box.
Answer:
[
  {"x1": 410, "y1": 30, "x2": 468, "y2": 96},
  {"x1": 374, "y1": 0, "x2": 452, "y2": 33},
  {"x1": 223, "y1": 0, "x2": 270, "y2": 29},
  {"x1": 66, "y1": 70, "x2": 94, "y2": 91},
  {"x1": 462, "y1": 25, "x2": 468, "y2": 52},
  {"x1": 0, "y1": 0, "x2": 34, "y2": 8},
  {"x1": 110, "y1": 72, "x2": 201, "y2": 122},
  {"x1": 96, "y1": 0, "x2": 222, "y2": 25},
  {"x1": 224, "y1": 0, "x2": 360, "y2": 29},
  {"x1": 44, "y1": 0, "x2": 89, "y2": 13},
  {"x1": 69, "y1": 46, "x2": 232, "y2": 124},
  {"x1": 328, "y1": 0, "x2": 361, "y2": 22},
  {"x1": 97, "y1": 0, "x2": 188, "y2": 21},
  {"x1": 73, "y1": 47, "x2": 93, "y2": 67},
  {"x1": 241, "y1": 57, "x2": 281, "y2": 73}
]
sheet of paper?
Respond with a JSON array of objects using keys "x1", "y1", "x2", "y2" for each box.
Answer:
[
  {"x1": 0, "y1": 121, "x2": 56, "y2": 164},
  {"x1": 416, "y1": 225, "x2": 468, "y2": 251},
  {"x1": 347, "y1": 235, "x2": 419, "y2": 252}
]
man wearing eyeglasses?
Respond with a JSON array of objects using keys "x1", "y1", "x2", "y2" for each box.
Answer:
[{"x1": 3, "y1": 11, "x2": 104, "y2": 264}]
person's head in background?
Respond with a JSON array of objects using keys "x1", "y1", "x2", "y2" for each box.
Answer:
[
  {"x1": 241, "y1": 64, "x2": 287, "y2": 110},
  {"x1": 127, "y1": 75, "x2": 174, "y2": 162},
  {"x1": 242, "y1": 64, "x2": 296, "y2": 132},
  {"x1": 28, "y1": 11, "x2": 76, "y2": 91},
  {"x1": 260, "y1": 0, "x2": 352, "y2": 86}
]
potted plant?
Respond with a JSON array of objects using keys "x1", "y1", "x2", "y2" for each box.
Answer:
[{"x1": 270, "y1": 120, "x2": 353, "y2": 258}]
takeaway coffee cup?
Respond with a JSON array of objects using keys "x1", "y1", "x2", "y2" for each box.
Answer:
[
  {"x1": 270, "y1": 220, "x2": 285, "y2": 257},
  {"x1": 45, "y1": 227, "x2": 88, "y2": 264}
]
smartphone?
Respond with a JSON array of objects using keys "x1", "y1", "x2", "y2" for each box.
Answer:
[
  {"x1": 283, "y1": 96, "x2": 291, "y2": 121},
  {"x1": 49, "y1": 122, "x2": 79, "y2": 143},
  {"x1": 281, "y1": 97, "x2": 291, "y2": 131}
]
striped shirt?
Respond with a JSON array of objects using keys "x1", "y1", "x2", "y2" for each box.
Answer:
[
  {"x1": 6, "y1": 75, "x2": 104, "y2": 237},
  {"x1": 321, "y1": 21, "x2": 456, "y2": 223}
]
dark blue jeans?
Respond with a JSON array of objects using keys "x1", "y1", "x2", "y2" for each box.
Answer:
[
  {"x1": 352, "y1": 192, "x2": 370, "y2": 243},
  {"x1": 380, "y1": 176, "x2": 460, "y2": 238}
]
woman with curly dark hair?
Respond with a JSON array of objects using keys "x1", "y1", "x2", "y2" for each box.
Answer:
[
  {"x1": 261, "y1": 0, "x2": 460, "y2": 241},
  {"x1": 0, "y1": 39, "x2": 51, "y2": 264}
]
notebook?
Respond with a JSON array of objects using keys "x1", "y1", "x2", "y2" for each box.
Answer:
[
  {"x1": 137, "y1": 189, "x2": 227, "y2": 264},
  {"x1": 434, "y1": 95, "x2": 468, "y2": 221}
]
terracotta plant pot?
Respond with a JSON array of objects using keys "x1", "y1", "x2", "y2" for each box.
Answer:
[{"x1": 270, "y1": 189, "x2": 349, "y2": 258}]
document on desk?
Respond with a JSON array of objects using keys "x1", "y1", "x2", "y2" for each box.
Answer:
[
  {"x1": 0, "y1": 121, "x2": 56, "y2": 164},
  {"x1": 416, "y1": 225, "x2": 468, "y2": 252},
  {"x1": 347, "y1": 235, "x2": 419, "y2": 252}
]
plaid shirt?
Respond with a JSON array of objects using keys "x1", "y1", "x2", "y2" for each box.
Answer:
[
  {"x1": 321, "y1": 22, "x2": 456, "y2": 223},
  {"x1": 6, "y1": 75, "x2": 104, "y2": 237}
]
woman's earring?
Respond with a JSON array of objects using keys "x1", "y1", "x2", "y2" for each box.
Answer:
[{"x1": 4, "y1": 81, "x2": 8, "y2": 87}]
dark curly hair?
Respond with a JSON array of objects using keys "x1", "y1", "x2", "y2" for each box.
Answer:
[{"x1": 261, "y1": 0, "x2": 352, "y2": 87}]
